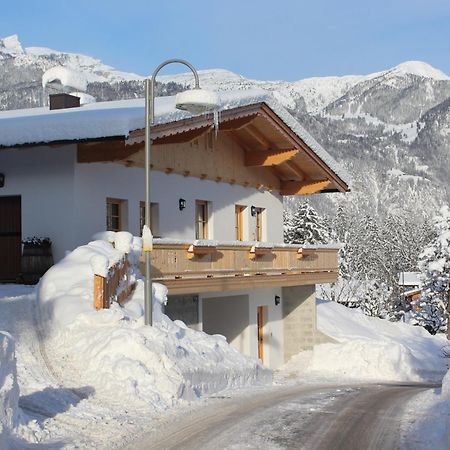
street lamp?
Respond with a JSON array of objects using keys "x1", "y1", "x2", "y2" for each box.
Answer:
[{"x1": 143, "y1": 59, "x2": 220, "y2": 326}]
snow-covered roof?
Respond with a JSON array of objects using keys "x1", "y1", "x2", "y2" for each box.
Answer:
[
  {"x1": 0, "y1": 89, "x2": 350, "y2": 186},
  {"x1": 398, "y1": 272, "x2": 421, "y2": 287}
]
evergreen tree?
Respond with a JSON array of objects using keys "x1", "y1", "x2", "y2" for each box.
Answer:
[
  {"x1": 285, "y1": 201, "x2": 331, "y2": 245},
  {"x1": 412, "y1": 205, "x2": 450, "y2": 335}
]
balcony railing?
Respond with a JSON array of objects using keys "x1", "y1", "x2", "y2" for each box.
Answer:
[{"x1": 148, "y1": 239, "x2": 339, "y2": 294}]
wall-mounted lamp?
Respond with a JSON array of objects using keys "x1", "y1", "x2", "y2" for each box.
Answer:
[
  {"x1": 250, "y1": 205, "x2": 257, "y2": 217},
  {"x1": 0, "y1": 173, "x2": 4, "y2": 188},
  {"x1": 179, "y1": 198, "x2": 186, "y2": 211},
  {"x1": 275, "y1": 295, "x2": 281, "y2": 306}
]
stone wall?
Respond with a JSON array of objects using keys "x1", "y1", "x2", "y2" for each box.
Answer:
[{"x1": 282, "y1": 285, "x2": 317, "y2": 362}]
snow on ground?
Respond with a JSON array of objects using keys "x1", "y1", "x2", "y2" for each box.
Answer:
[
  {"x1": 37, "y1": 236, "x2": 270, "y2": 410},
  {"x1": 282, "y1": 299, "x2": 449, "y2": 383},
  {"x1": 402, "y1": 368, "x2": 450, "y2": 449},
  {"x1": 0, "y1": 236, "x2": 270, "y2": 447},
  {"x1": 0, "y1": 332, "x2": 20, "y2": 449}
]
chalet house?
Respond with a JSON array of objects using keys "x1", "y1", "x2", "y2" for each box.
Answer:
[
  {"x1": 398, "y1": 271, "x2": 422, "y2": 304},
  {"x1": 0, "y1": 89, "x2": 350, "y2": 369}
]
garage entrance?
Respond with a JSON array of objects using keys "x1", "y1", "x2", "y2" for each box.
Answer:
[
  {"x1": 0, "y1": 196, "x2": 21, "y2": 281},
  {"x1": 202, "y1": 295, "x2": 249, "y2": 354}
]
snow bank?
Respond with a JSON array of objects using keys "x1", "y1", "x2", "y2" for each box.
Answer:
[
  {"x1": 37, "y1": 236, "x2": 270, "y2": 410},
  {"x1": 0, "y1": 332, "x2": 20, "y2": 448},
  {"x1": 404, "y1": 368, "x2": 450, "y2": 449},
  {"x1": 283, "y1": 300, "x2": 448, "y2": 383}
]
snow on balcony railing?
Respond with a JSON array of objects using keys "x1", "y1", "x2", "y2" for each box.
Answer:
[{"x1": 90, "y1": 232, "x2": 139, "y2": 310}]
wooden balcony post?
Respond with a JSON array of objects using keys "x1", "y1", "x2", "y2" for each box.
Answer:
[{"x1": 94, "y1": 274, "x2": 106, "y2": 310}]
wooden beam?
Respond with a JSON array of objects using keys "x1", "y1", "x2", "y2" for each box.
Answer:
[
  {"x1": 155, "y1": 271, "x2": 338, "y2": 295},
  {"x1": 77, "y1": 140, "x2": 142, "y2": 163},
  {"x1": 285, "y1": 160, "x2": 305, "y2": 181},
  {"x1": 280, "y1": 179, "x2": 331, "y2": 196},
  {"x1": 242, "y1": 124, "x2": 272, "y2": 149},
  {"x1": 245, "y1": 149, "x2": 298, "y2": 167},
  {"x1": 152, "y1": 126, "x2": 211, "y2": 145},
  {"x1": 219, "y1": 114, "x2": 258, "y2": 131}
]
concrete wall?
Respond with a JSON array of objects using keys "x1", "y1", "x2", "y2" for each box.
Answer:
[
  {"x1": 201, "y1": 287, "x2": 284, "y2": 369},
  {"x1": 282, "y1": 285, "x2": 317, "y2": 362},
  {"x1": 202, "y1": 295, "x2": 250, "y2": 354}
]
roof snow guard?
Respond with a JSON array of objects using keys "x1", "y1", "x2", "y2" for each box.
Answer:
[{"x1": 0, "y1": 89, "x2": 351, "y2": 192}]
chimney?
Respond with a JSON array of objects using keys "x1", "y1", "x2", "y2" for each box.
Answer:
[{"x1": 49, "y1": 93, "x2": 80, "y2": 110}]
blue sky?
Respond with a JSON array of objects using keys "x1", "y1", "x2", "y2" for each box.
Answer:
[{"x1": 1, "y1": 0, "x2": 450, "y2": 80}]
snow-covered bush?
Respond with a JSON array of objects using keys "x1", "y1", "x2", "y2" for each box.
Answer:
[
  {"x1": 360, "y1": 281, "x2": 391, "y2": 318},
  {"x1": 412, "y1": 205, "x2": 450, "y2": 334},
  {"x1": 0, "y1": 332, "x2": 20, "y2": 448}
]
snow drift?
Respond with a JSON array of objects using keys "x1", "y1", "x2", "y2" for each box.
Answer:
[
  {"x1": 0, "y1": 332, "x2": 20, "y2": 448},
  {"x1": 37, "y1": 236, "x2": 270, "y2": 410},
  {"x1": 404, "y1": 367, "x2": 450, "y2": 449},
  {"x1": 283, "y1": 299, "x2": 448, "y2": 382}
]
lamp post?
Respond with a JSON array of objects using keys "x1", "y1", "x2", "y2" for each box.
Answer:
[{"x1": 143, "y1": 59, "x2": 220, "y2": 326}]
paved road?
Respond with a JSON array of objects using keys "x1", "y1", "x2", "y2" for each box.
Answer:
[{"x1": 130, "y1": 382, "x2": 437, "y2": 450}]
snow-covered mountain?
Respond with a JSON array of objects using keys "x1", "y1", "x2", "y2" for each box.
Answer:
[
  {"x1": 160, "y1": 62, "x2": 450, "y2": 213},
  {"x1": 0, "y1": 35, "x2": 180, "y2": 110},
  {"x1": 1, "y1": 34, "x2": 448, "y2": 215}
]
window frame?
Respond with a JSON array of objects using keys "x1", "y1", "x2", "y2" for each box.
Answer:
[
  {"x1": 235, "y1": 205, "x2": 246, "y2": 241},
  {"x1": 139, "y1": 201, "x2": 160, "y2": 237},
  {"x1": 106, "y1": 197, "x2": 125, "y2": 232},
  {"x1": 254, "y1": 207, "x2": 265, "y2": 242},
  {"x1": 195, "y1": 200, "x2": 209, "y2": 240}
]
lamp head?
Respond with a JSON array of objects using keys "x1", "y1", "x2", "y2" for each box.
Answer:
[{"x1": 175, "y1": 88, "x2": 220, "y2": 114}]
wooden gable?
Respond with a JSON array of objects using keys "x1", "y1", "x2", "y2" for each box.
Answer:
[{"x1": 77, "y1": 103, "x2": 349, "y2": 196}]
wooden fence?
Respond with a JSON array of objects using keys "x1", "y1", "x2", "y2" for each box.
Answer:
[{"x1": 93, "y1": 255, "x2": 136, "y2": 310}]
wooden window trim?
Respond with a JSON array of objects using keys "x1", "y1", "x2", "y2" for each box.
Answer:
[
  {"x1": 106, "y1": 197, "x2": 124, "y2": 232},
  {"x1": 255, "y1": 207, "x2": 264, "y2": 242},
  {"x1": 195, "y1": 200, "x2": 209, "y2": 240},
  {"x1": 235, "y1": 205, "x2": 245, "y2": 241}
]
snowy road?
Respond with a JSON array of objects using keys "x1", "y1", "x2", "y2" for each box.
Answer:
[{"x1": 131, "y1": 382, "x2": 437, "y2": 450}]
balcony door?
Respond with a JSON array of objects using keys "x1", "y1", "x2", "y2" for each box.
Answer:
[{"x1": 0, "y1": 196, "x2": 21, "y2": 281}]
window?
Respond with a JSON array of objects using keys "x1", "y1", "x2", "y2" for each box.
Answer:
[
  {"x1": 106, "y1": 198, "x2": 127, "y2": 232},
  {"x1": 195, "y1": 200, "x2": 208, "y2": 239},
  {"x1": 235, "y1": 205, "x2": 246, "y2": 241},
  {"x1": 139, "y1": 202, "x2": 160, "y2": 237},
  {"x1": 254, "y1": 207, "x2": 264, "y2": 241}
]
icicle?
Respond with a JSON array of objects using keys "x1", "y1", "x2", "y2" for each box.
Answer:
[{"x1": 213, "y1": 109, "x2": 221, "y2": 139}]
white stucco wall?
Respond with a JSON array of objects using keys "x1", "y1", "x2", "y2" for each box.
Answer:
[
  {"x1": 1, "y1": 146, "x2": 284, "y2": 262},
  {"x1": 73, "y1": 161, "x2": 284, "y2": 246},
  {"x1": 0, "y1": 145, "x2": 76, "y2": 261},
  {"x1": 200, "y1": 287, "x2": 284, "y2": 370}
]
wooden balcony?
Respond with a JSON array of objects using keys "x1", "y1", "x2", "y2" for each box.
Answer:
[{"x1": 148, "y1": 239, "x2": 339, "y2": 294}]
